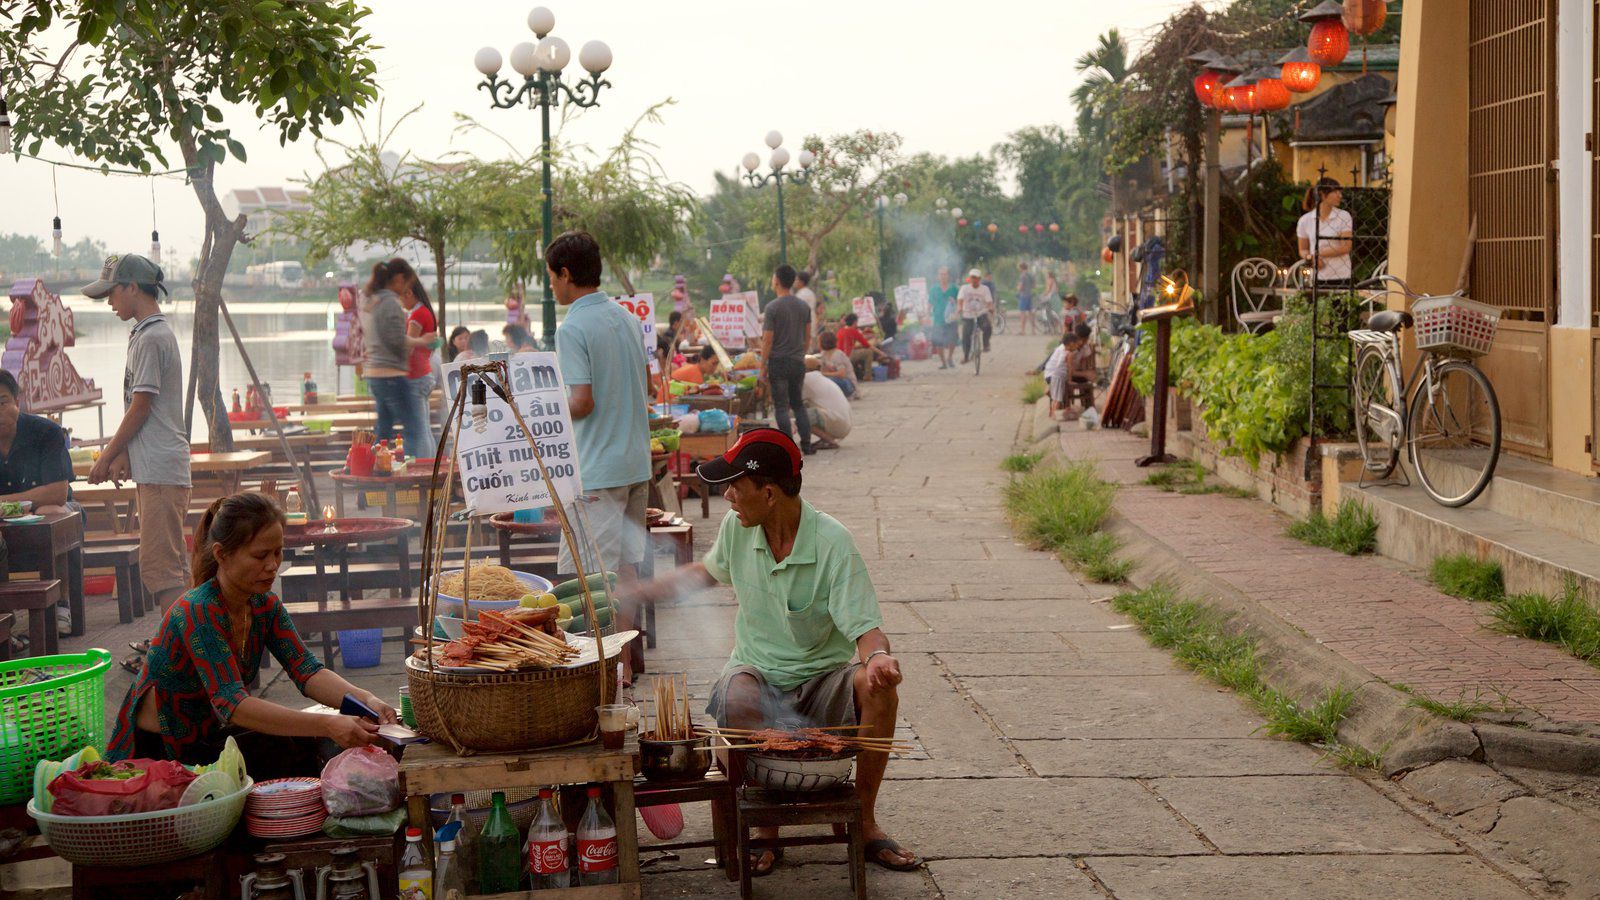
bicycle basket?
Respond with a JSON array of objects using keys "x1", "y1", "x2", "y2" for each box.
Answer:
[{"x1": 1411, "y1": 294, "x2": 1500, "y2": 358}]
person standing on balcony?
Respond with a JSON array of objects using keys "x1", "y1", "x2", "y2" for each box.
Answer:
[{"x1": 1297, "y1": 177, "x2": 1354, "y2": 284}]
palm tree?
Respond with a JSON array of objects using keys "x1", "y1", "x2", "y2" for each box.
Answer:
[{"x1": 1070, "y1": 29, "x2": 1130, "y2": 140}]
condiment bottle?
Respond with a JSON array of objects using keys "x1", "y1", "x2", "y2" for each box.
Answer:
[
  {"x1": 435, "y1": 822, "x2": 465, "y2": 900},
  {"x1": 398, "y1": 826, "x2": 433, "y2": 899},
  {"x1": 374, "y1": 442, "x2": 394, "y2": 476}
]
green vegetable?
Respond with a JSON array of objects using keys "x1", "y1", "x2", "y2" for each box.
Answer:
[{"x1": 552, "y1": 572, "x2": 617, "y2": 600}]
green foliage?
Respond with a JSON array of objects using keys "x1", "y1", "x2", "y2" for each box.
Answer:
[
  {"x1": 1001, "y1": 452, "x2": 1044, "y2": 474},
  {"x1": 1259, "y1": 685, "x2": 1354, "y2": 745},
  {"x1": 1141, "y1": 462, "x2": 1255, "y2": 498},
  {"x1": 1430, "y1": 555, "x2": 1506, "y2": 603},
  {"x1": 1490, "y1": 582, "x2": 1600, "y2": 663},
  {"x1": 1022, "y1": 374, "x2": 1046, "y2": 405},
  {"x1": 1327, "y1": 742, "x2": 1383, "y2": 772},
  {"x1": 1002, "y1": 460, "x2": 1128, "y2": 582},
  {"x1": 1287, "y1": 501, "x2": 1378, "y2": 556},
  {"x1": 1406, "y1": 690, "x2": 1496, "y2": 723}
]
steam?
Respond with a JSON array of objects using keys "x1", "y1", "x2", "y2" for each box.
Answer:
[{"x1": 894, "y1": 212, "x2": 962, "y2": 295}]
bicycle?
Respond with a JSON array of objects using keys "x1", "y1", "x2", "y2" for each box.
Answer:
[
  {"x1": 991, "y1": 298, "x2": 1009, "y2": 335},
  {"x1": 969, "y1": 317, "x2": 983, "y2": 375},
  {"x1": 1034, "y1": 303, "x2": 1063, "y2": 334},
  {"x1": 1348, "y1": 274, "x2": 1502, "y2": 507}
]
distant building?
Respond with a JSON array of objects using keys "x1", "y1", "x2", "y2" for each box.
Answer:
[{"x1": 220, "y1": 187, "x2": 310, "y2": 246}]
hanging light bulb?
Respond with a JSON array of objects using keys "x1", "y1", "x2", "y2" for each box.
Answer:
[
  {"x1": 150, "y1": 229, "x2": 161, "y2": 265},
  {"x1": 52, "y1": 216, "x2": 62, "y2": 257},
  {"x1": 470, "y1": 376, "x2": 489, "y2": 434},
  {"x1": 0, "y1": 99, "x2": 11, "y2": 153}
]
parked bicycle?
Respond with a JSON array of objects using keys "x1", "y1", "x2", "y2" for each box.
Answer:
[
  {"x1": 991, "y1": 297, "x2": 1009, "y2": 335},
  {"x1": 1033, "y1": 303, "x2": 1062, "y2": 334},
  {"x1": 1348, "y1": 274, "x2": 1501, "y2": 507}
]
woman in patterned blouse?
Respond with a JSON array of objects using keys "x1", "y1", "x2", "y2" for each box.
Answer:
[{"x1": 108, "y1": 493, "x2": 396, "y2": 774}]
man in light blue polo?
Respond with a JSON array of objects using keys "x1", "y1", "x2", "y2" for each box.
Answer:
[{"x1": 550, "y1": 230, "x2": 650, "y2": 674}]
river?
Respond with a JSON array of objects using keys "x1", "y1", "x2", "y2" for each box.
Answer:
[{"x1": 56, "y1": 295, "x2": 540, "y2": 441}]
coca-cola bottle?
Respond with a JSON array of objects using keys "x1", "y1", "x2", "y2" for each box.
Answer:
[
  {"x1": 576, "y1": 786, "x2": 619, "y2": 885},
  {"x1": 524, "y1": 788, "x2": 570, "y2": 890}
]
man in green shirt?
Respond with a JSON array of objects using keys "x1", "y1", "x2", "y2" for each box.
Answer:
[{"x1": 634, "y1": 428, "x2": 919, "y2": 874}]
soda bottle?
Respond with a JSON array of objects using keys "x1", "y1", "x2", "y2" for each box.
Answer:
[
  {"x1": 434, "y1": 822, "x2": 466, "y2": 900},
  {"x1": 398, "y1": 826, "x2": 433, "y2": 899},
  {"x1": 478, "y1": 791, "x2": 523, "y2": 893},
  {"x1": 230, "y1": 387, "x2": 241, "y2": 413},
  {"x1": 576, "y1": 786, "x2": 619, "y2": 885},
  {"x1": 443, "y1": 793, "x2": 480, "y2": 895},
  {"x1": 524, "y1": 787, "x2": 570, "y2": 890}
]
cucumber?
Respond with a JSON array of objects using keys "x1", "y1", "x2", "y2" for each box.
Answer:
[{"x1": 551, "y1": 572, "x2": 618, "y2": 600}]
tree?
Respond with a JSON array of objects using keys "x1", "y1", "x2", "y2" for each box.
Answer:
[
  {"x1": 280, "y1": 105, "x2": 490, "y2": 331},
  {"x1": 1071, "y1": 29, "x2": 1131, "y2": 141},
  {"x1": 1, "y1": 1, "x2": 378, "y2": 449}
]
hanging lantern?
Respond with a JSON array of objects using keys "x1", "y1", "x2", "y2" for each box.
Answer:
[
  {"x1": 1302, "y1": 0, "x2": 1350, "y2": 66},
  {"x1": 1101, "y1": 247, "x2": 1115, "y2": 264},
  {"x1": 1253, "y1": 70, "x2": 1291, "y2": 112},
  {"x1": 1048, "y1": 223, "x2": 1060, "y2": 233},
  {"x1": 1342, "y1": 0, "x2": 1387, "y2": 36},
  {"x1": 1017, "y1": 224, "x2": 1029, "y2": 234},
  {"x1": 51, "y1": 216, "x2": 62, "y2": 257},
  {"x1": 1192, "y1": 70, "x2": 1226, "y2": 108},
  {"x1": 986, "y1": 223, "x2": 998, "y2": 234},
  {"x1": 1278, "y1": 47, "x2": 1322, "y2": 93},
  {"x1": 0, "y1": 98, "x2": 11, "y2": 153},
  {"x1": 957, "y1": 218, "x2": 968, "y2": 227},
  {"x1": 1034, "y1": 224, "x2": 1044, "y2": 233},
  {"x1": 150, "y1": 229, "x2": 161, "y2": 265},
  {"x1": 1223, "y1": 72, "x2": 1259, "y2": 114}
]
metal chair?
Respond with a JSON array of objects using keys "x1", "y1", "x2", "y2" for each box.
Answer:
[{"x1": 1230, "y1": 257, "x2": 1284, "y2": 334}]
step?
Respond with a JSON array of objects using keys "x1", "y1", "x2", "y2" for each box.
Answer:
[
  {"x1": 1409, "y1": 452, "x2": 1600, "y2": 546},
  {"x1": 1350, "y1": 480, "x2": 1600, "y2": 601}
]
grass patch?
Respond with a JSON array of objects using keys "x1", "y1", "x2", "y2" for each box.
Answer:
[
  {"x1": 1111, "y1": 584, "x2": 1367, "y2": 761},
  {"x1": 1287, "y1": 500, "x2": 1378, "y2": 555},
  {"x1": 1327, "y1": 742, "x2": 1383, "y2": 771},
  {"x1": 1430, "y1": 554, "x2": 1505, "y2": 602},
  {"x1": 1141, "y1": 461, "x2": 1254, "y2": 498},
  {"x1": 1003, "y1": 460, "x2": 1131, "y2": 583},
  {"x1": 1490, "y1": 582, "x2": 1600, "y2": 663},
  {"x1": 1022, "y1": 373, "x2": 1046, "y2": 405},
  {"x1": 1177, "y1": 482, "x2": 1256, "y2": 498},
  {"x1": 1001, "y1": 451, "x2": 1044, "y2": 473},
  {"x1": 1405, "y1": 689, "x2": 1496, "y2": 723}
]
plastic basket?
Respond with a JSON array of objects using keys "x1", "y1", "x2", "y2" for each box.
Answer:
[
  {"x1": 1412, "y1": 294, "x2": 1500, "y2": 357},
  {"x1": 28, "y1": 777, "x2": 252, "y2": 866},
  {"x1": 336, "y1": 628, "x2": 383, "y2": 668},
  {"x1": 0, "y1": 650, "x2": 112, "y2": 804}
]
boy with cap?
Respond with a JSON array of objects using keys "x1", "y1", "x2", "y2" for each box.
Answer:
[
  {"x1": 631, "y1": 428, "x2": 919, "y2": 874},
  {"x1": 83, "y1": 255, "x2": 191, "y2": 663}
]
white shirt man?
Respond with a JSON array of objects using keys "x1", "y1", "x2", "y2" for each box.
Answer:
[
  {"x1": 957, "y1": 280, "x2": 994, "y2": 319},
  {"x1": 802, "y1": 370, "x2": 852, "y2": 442}
]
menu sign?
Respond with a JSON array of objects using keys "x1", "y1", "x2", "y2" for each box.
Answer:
[
  {"x1": 709, "y1": 291, "x2": 758, "y2": 348},
  {"x1": 442, "y1": 351, "x2": 583, "y2": 515},
  {"x1": 615, "y1": 292, "x2": 657, "y2": 369}
]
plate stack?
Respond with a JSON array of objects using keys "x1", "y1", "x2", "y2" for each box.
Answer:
[{"x1": 245, "y1": 777, "x2": 326, "y2": 838}]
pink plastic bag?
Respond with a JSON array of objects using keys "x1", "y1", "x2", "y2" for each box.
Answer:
[
  {"x1": 49, "y1": 759, "x2": 198, "y2": 816},
  {"x1": 320, "y1": 746, "x2": 401, "y2": 817}
]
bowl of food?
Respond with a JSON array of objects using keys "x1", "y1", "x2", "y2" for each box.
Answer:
[
  {"x1": 744, "y1": 750, "x2": 858, "y2": 793},
  {"x1": 0, "y1": 500, "x2": 33, "y2": 518},
  {"x1": 432, "y1": 563, "x2": 553, "y2": 618}
]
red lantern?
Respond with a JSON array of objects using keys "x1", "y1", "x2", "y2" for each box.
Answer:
[
  {"x1": 1342, "y1": 0, "x2": 1386, "y2": 36},
  {"x1": 1018, "y1": 225, "x2": 1029, "y2": 234},
  {"x1": 957, "y1": 218, "x2": 968, "y2": 227},
  {"x1": 1224, "y1": 84, "x2": 1256, "y2": 114},
  {"x1": 1192, "y1": 70, "x2": 1226, "y2": 108},
  {"x1": 1101, "y1": 247, "x2": 1115, "y2": 263},
  {"x1": 1255, "y1": 76, "x2": 1291, "y2": 112},
  {"x1": 1034, "y1": 224, "x2": 1044, "y2": 233},
  {"x1": 1281, "y1": 61, "x2": 1320, "y2": 93},
  {"x1": 1048, "y1": 223, "x2": 1060, "y2": 233},
  {"x1": 1308, "y1": 18, "x2": 1350, "y2": 66}
]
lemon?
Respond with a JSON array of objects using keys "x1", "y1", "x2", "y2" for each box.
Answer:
[
  {"x1": 518, "y1": 593, "x2": 541, "y2": 608},
  {"x1": 557, "y1": 601, "x2": 573, "y2": 620},
  {"x1": 533, "y1": 592, "x2": 558, "y2": 608}
]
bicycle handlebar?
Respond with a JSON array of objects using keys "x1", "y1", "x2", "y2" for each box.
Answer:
[{"x1": 1355, "y1": 274, "x2": 1418, "y2": 298}]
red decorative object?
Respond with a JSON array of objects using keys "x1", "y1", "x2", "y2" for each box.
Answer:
[
  {"x1": 1308, "y1": 18, "x2": 1350, "y2": 66},
  {"x1": 1193, "y1": 70, "x2": 1226, "y2": 108},
  {"x1": 1034, "y1": 224, "x2": 1044, "y2": 233},
  {"x1": 957, "y1": 218, "x2": 967, "y2": 226},
  {"x1": 1224, "y1": 85, "x2": 1255, "y2": 114},
  {"x1": 1018, "y1": 225, "x2": 1029, "y2": 234},
  {"x1": 986, "y1": 223, "x2": 998, "y2": 233},
  {"x1": 3, "y1": 279, "x2": 102, "y2": 414},
  {"x1": 1255, "y1": 76, "x2": 1291, "y2": 112},
  {"x1": 332, "y1": 282, "x2": 365, "y2": 367},
  {"x1": 1282, "y1": 60, "x2": 1321, "y2": 93},
  {"x1": 1342, "y1": 0, "x2": 1387, "y2": 35},
  {"x1": 1048, "y1": 223, "x2": 1060, "y2": 232},
  {"x1": 1101, "y1": 247, "x2": 1115, "y2": 264}
]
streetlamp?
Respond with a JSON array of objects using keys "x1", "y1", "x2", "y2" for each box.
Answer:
[
  {"x1": 742, "y1": 131, "x2": 814, "y2": 267},
  {"x1": 475, "y1": 7, "x2": 614, "y2": 350},
  {"x1": 874, "y1": 192, "x2": 907, "y2": 292}
]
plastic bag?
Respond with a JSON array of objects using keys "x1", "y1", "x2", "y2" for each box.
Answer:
[
  {"x1": 48, "y1": 759, "x2": 198, "y2": 816},
  {"x1": 678, "y1": 412, "x2": 700, "y2": 435},
  {"x1": 697, "y1": 408, "x2": 731, "y2": 434},
  {"x1": 322, "y1": 806, "x2": 409, "y2": 837},
  {"x1": 320, "y1": 746, "x2": 401, "y2": 817}
]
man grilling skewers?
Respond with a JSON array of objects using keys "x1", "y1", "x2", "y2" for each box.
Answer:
[{"x1": 631, "y1": 428, "x2": 920, "y2": 874}]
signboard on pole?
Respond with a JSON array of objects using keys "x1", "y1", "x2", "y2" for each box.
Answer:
[
  {"x1": 614, "y1": 292, "x2": 657, "y2": 369},
  {"x1": 442, "y1": 352, "x2": 583, "y2": 516},
  {"x1": 709, "y1": 290, "x2": 759, "y2": 348}
]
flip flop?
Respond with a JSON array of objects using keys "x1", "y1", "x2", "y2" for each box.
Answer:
[
  {"x1": 865, "y1": 838, "x2": 921, "y2": 871},
  {"x1": 119, "y1": 654, "x2": 145, "y2": 675},
  {"x1": 128, "y1": 640, "x2": 151, "y2": 654},
  {"x1": 748, "y1": 846, "x2": 783, "y2": 877}
]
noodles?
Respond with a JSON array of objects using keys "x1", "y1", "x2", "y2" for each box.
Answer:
[{"x1": 437, "y1": 563, "x2": 528, "y2": 602}]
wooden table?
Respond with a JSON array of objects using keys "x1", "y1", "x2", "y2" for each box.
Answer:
[
  {"x1": 399, "y1": 736, "x2": 643, "y2": 898},
  {"x1": 70, "y1": 483, "x2": 140, "y2": 533},
  {"x1": 1, "y1": 510, "x2": 85, "y2": 638},
  {"x1": 230, "y1": 412, "x2": 375, "y2": 432},
  {"x1": 676, "y1": 424, "x2": 740, "y2": 519},
  {"x1": 73, "y1": 451, "x2": 271, "y2": 494},
  {"x1": 281, "y1": 517, "x2": 415, "y2": 665},
  {"x1": 193, "y1": 432, "x2": 335, "y2": 454},
  {"x1": 328, "y1": 468, "x2": 436, "y2": 521}
]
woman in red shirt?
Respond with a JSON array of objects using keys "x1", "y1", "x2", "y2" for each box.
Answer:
[{"x1": 394, "y1": 260, "x2": 439, "y2": 456}]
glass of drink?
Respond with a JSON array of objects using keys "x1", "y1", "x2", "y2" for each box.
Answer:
[{"x1": 595, "y1": 704, "x2": 636, "y2": 750}]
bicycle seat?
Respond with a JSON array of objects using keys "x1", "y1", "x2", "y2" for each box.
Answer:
[{"x1": 1366, "y1": 310, "x2": 1413, "y2": 333}]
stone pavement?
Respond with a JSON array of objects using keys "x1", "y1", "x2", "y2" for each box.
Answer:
[{"x1": 1062, "y1": 426, "x2": 1600, "y2": 727}]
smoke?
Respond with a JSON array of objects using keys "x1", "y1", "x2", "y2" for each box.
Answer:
[{"x1": 894, "y1": 212, "x2": 962, "y2": 290}]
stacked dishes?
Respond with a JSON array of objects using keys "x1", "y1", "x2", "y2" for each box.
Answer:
[{"x1": 245, "y1": 777, "x2": 326, "y2": 838}]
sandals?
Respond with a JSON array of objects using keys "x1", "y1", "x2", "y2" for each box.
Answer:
[
  {"x1": 748, "y1": 846, "x2": 783, "y2": 877},
  {"x1": 119, "y1": 654, "x2": 145, "y2": 675},
  {"x1": 128, "y1": 640, "x2": 152, "y2": 655},
  {"x1": 865, "y1": 838, "x2": 921, "y2": 871}
]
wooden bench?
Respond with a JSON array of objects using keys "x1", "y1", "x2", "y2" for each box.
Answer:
[
  {"x1": 282, "y1": 597, "x2": 419, "y2": 666},
  {"x1": 0, "y1": 579, "x2": 63, "y2": 656},
  {"x1": 82, "y1": 544, "x2": 149, "y2": 624}
]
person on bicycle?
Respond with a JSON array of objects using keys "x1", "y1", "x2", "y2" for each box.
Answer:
[
  {"x1": 958, "y1": 268, "x2": 995, "y2": 365},
  {"x1": 1016, "y1": 262, "x2": 1036, "y2": 336}
]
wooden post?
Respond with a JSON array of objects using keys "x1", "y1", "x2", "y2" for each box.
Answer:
[{"x1": 1136, "y1": 315, "x2": 1179, "y2": 468}]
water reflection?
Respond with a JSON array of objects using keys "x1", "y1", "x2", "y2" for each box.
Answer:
[{"x1": 57, "y1": 295, "x2": 537, "y2": 440}]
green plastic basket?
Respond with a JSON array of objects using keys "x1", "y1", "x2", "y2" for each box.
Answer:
[{"x1": 0, "y1": 649, "x2": 112, "y2": 805}]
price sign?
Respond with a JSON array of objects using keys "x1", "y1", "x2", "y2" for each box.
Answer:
[
  {"x1": 852, "y1": 295, "x2": 877, "y2": 324},
  {"x1": 907, "y1": 277, "x2": 930, "y2": 325},
  {"x1": 614, "y1": 292, "x2": 656, "y2": 366},
  {"x1": 442, "y1": 352, "x2": 583, "y2": 516},
  {"x1": 710, "y1": 291, "x2": 758, "y2": 348},
  {"x1": 893, "y1": 285, "x2": 913, "y2": 324}
]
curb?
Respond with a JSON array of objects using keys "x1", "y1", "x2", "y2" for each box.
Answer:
[{"x1": 1101, "y1": 503, "x2": 1600, "y2": 778}]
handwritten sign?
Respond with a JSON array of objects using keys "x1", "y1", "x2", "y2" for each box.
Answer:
[
  {"x1": 709, "y1": 290, "x2": 758, "y2": 348},
  {"x1": 906, "y1": 277, "x2": 930, "y2": 326},
  {"x1": 852, "y1": 295, "x2": 877, "y2": 325},
  {"x1": 614, "y1": 292, "x2": 656, "y2": 366},
  {"x1": 442, "y1": 352, "x2": 583, "y2": 516}
]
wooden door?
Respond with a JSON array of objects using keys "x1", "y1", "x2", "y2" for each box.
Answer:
[{"x1": 1469, "y1": 0, "x2": 1554, "y2": 459}]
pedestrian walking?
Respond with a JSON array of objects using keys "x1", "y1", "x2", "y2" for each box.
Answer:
[
  {"x1": 82, "y1": 254, "x2": 192, "y2": 672},
  {"x1": 360, "y1": 260, "x2": 432, "y2": 457},
  {"x1": 930, "y1": 266, "x2": 960, "y2": 369},
  {"x1": 1016, "y1": 261, "x2": 1035, "y2": 335},
  {"x1": 393, "y1": 258, "x2": 439, "y2": 457},
  {"x1": 759, "y1": 264, "x2": 815, "y2": 455},
  {"x1": 957, "y1": 268, "x2": 995, "y2": 365}
]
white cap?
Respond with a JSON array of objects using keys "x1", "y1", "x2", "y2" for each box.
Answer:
[{"x1": 968, "y1": 268, "x2": 982, "y2": 279}]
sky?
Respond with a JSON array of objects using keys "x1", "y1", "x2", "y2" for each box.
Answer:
[{"x1": 1, "y1": 0, "x2": 1210, "y2": 268}]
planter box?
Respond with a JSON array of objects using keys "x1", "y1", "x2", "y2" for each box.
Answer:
[{"x1": 1169, "y1": 400, "x2": 1322, "y2": 518}]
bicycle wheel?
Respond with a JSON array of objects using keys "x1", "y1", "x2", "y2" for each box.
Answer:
[
  {"x1": 1351, "y1": 345, "x2": 1402, "y2": 478},
  {"x1": 993, "y1": 309, "x2": 1008, "y2": 334},
  {"x1": 1408, "y1": 360, "x2": 1501, "y2": 507}
]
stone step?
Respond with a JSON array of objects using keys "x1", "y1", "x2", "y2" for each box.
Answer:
[
  {"x1": 1350, "y1": 480, "x2": 1600, "y2": 600},
  {"x1": 1413, "y1": 452, "x2": 1600, "y2": 546}
]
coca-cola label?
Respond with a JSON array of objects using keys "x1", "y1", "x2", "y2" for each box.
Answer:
[
  {"x1": 528, "y1": 838, "x2": 568, "y2": 875},
  {"x1": 577, "y1": 836, "x2": 618, "y2": 872}
]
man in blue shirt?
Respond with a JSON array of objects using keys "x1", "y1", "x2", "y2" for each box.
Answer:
[{"x1": 551, "y1": 230, "x2": 651, "y2": 675}]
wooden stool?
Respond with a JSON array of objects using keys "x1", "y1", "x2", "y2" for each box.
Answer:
[
  {"x1": 72, "y1": 848, "x2": 226, "y2": 899},
  {"x1": 0, "y1": 579, "x2": 63, "y2": 655},
  {"x1": 83, "y1": 544, "x2": 144, "y2": 624},
  {"x1": 635, "y1": 770, "x2": 738, "y2": 882},
  {"x1": 736, "y1": 785, "x2": 866, "y2": 900}
]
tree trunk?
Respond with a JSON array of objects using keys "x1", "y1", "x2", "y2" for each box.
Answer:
[
  {"x1": 177, "y1": 141, "x2": 244, "y2": 453},
  {"x1": 606, "y1": 255, "x2": 636, "y2": 295},
  {"x1": 431, "y1": 240, "x2": 448, "y2": 334}
]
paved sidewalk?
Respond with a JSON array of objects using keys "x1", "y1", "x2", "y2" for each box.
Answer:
[{"x1": 1062, "y1": 427, "x2": 1600, "y2": 726}]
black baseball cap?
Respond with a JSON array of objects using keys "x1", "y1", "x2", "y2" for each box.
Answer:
[{"x1": 696, "y1": 427, "x2": 803, "y2": 485}]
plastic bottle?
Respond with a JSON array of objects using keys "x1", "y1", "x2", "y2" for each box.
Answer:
[
  {"x1": 524, "y1": 788, "x2": 570, "y2": 890},
  {"x1": 231, "y1": 388, "x2": 241, "y2": 413},
  {"x1": 284, "y1": 487, "x2": 303, "y2": 517},
  {"x1": 374, "y1": 442, "x2": 394, "y2": 476},
  {"x1": 478, "y1": 791, "x2": 523, "y2": 893},
  {"x1": 398, "y1": 826, "x2": 433, "y2": 899},
  {"x1": 576, "y1": 786, "x2": 619, "y2": 885},
  {"x1": 442, "y1": 793, "x2": 480, "y2": 895},
  {"x1": 435, "y1": 822, "x2": 465, "y2": 900}
]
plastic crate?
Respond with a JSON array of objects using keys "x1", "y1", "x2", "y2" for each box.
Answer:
[
  {"x1": 1412, "y1": 294, "x2": 1500, "y2": 357},
  {"x1": 336, "y1": 628, "x2": 383, "y2": 668},
  {"x1": 0, "y1": 650, "x2": 111, "y2": 804}
]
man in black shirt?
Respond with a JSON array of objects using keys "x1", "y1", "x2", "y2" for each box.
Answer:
[
  {"x1": 0, "y1": 369, "x2": 73, "y2": 513},
  {"x1": 759, "y1": 264, "x2": 815, "y2": 455}
]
